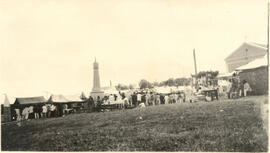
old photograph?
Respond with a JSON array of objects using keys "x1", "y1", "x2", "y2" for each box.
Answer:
[{"x1": 0, "y1": 0, "x2": 269, "y2": 151}]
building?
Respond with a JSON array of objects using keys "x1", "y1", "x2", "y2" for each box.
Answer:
[{"x1": 225, "y1": 42, "x2": 267, "y2": 72}]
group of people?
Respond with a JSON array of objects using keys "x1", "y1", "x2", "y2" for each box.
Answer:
[
  {"x1": 14, "y1": 104, "x2": 58, "y2": 122},
  {"x1": 227, "y1": 74, "x2": 252, "y2": 99},
  {"x1": 96, "y1": 91, "x2": 186, "y2": 110},
  {"x1": 130, "y1": 92, "x2": 186, "y2": 107}
]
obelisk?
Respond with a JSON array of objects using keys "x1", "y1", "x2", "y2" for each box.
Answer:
[{"x1": 90, "y1": 58, "x2": 104, "y2": 100}]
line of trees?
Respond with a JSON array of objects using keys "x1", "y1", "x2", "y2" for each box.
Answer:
[
  {"x1": 116, "y1": 70, "x2": 219, "y2": 90},
  {"x1": 115, "y1": 84, "x2": 135, "y2": 90},
  {"x1": 138, "y1": 77, "x2": 191, "y2": 89}
]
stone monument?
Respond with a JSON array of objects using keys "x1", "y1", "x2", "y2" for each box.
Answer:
[{"x1": 90, "y1": 58, "x2": 104, "y2": 100}]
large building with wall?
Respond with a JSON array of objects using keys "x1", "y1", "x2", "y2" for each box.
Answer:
[{"x1": 225, "y1": 42, "x2": 267, "y2": 72}]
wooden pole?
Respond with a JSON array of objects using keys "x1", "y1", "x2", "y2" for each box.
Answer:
[
  {"x1": 193, "y1": 49, "x2": 198, "y2": 89},
  {"x1": 193, "y1": 49, "x2": 198, "y2": 75}
]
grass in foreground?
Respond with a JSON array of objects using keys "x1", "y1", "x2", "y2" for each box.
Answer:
[{"x1": 1, "y1": 96, "x2": 268, "y2": 151}]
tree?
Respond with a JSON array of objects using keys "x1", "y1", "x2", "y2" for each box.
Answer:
[
  {"x1": 129, "y1": 84, "x2": 135, "y2": 89},
  {"x1": 152, "y1": 81, "x2": 159, "y2": 87},
  {"x1": 139, "y1": 79, "x2": 153, "y2": 89},
  {"x1": 197, "y1": 70, "x2": 219, "y2": 79},
  {"x1": 115, "y1": 84, "x2": 129, "y2": 90},
  {"x1": 166, "y1": 78, "x2": 175, "y2": 86},
  {"x1": 175, "y1": 77, "x2": 190, "y2": 86}
]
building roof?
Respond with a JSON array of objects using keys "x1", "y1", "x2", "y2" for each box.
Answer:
[
  {"x1": 225, "y1": 42, "x2": 267, "y2": 62},
  {"x1": 14, "y1": 96, "x2": 47, "y2": 105},
  {"x1": 236, "y1": 55, "x2": 267, "y2": 70}
]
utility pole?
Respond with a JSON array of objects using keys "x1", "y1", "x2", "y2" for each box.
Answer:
[{"x1": 193, "y1": 49, "x2": 198, "y2": 89}]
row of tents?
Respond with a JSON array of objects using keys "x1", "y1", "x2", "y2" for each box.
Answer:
[
  {"x1": 1, "y1": 93, "x2": 90, "y2": 123},
  {"x1": 2, "y1": 92, "x2": 89, "y2": 107}
]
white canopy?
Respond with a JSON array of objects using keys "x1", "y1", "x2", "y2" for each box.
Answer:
[
  {"x1": 103, "y1": 86, "x2": 119, "y2": 95},
  {"x1": 217, "y1": 72, "x2": 234, "y2": 78},
  {"x1": 236, "y1": 55, "x2": 267, "y2": 70}
]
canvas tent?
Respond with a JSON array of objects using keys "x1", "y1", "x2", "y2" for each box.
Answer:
[
  {"x1": 102, "y1": 86, "x2": 119, "y2": 95},
  {"x1": 14, "y1": 96, "x2": 47, "y2": 105},
  {"x1": 1, "y1": 94, "x2": 12, "y2": 122},
  {"x1": 48, "y1": 94, "x2": 87, "y2": 104},
  {"x1": 48, "y1": 94, "x2": 86, "y2": 103},
  {"x1": 48, "y1": 94, "x2": 69, "y2": 103}
]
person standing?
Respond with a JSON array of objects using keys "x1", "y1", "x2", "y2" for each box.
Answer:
[
  {"x1": 42, "y1": 104, "x2": 47, "y2": 118},
  {"x1": 132, "y1": 93, "x2": 137, "y2": 106},
  {"x1": 29, "y1": 106, "x2": 34, "y2": 119},
  {"x1": 109, "y1": 94, "x2": 114, "y2": 104},
  {"x1": 15, "y1": 108, "x2": 22, "y2": 126},
  {"x1": 50, "y1": 104, "x2": 56, "y2": 117},
  {"x1": 243, "y1": 80, "x2": 251, "y2": 97},
  {"x1": 89, "y1": 96, "x2": 94, "y2": 112},
  {"x1": 156, "y1": 94, "x2": 161, "y2": 105},
  {"x1": 160, "y1": 94, "x2": 165, "y2": 104},
  {"x1": 227, "y1": 79, "x2": 232, "y2": 99},
  {"x1": 142, "y1": 94, "x2": 146, "y2": 105},
  {"x1": 96, "y1": 96, "x2": 102, "y2": 112},
  {"x1": 22, "y1": 107, "x2": 29, "y2": 120},
  {"x1": 165, "y1": 95, "x2": 169, "y2": 105},
  {"x1": 34, "y1": 105, "x2": 39, "y2": 119},
  {"x1": 47, "y1": 104, "x2": 51, "y2": 118},
  {"x1": 137, "y1": 93, "x2": 142, "y2": 104}
]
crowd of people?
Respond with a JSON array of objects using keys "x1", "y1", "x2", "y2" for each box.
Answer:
[
  {"x1": 227, "y1": 74, "x2": 252, "y2": 99},
  {"x1": 13, "y1": 102, "x2": 89, "y2": 126},
  {"x1": 14, "y1": 104, "x2": 59, "y2": 122},
  {"x1": 11, "y1": 76, "x2": 252, "y2": 127},
  {"x1": 95, "y1": 91, "x2": 187, "y2": 111}
]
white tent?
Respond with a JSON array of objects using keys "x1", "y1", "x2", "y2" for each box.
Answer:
[
  {"x1": 154, "y1": 87, "x2": 171, "y2": 94},
  {"x1": 103, "y1": 86, "x2": 119, "y2": 95},
  {"x1": 217, "y1": 72, "x2": 234, "y2": 78},
  {"x1": 0, "y1": 94, "x2": 15, "y2": 106},
  {"x1": 236, "y1": 55, "x2": 267, "y2": 70},
  {"x1": 3, "y1": 94, "x2": 10, "y2": 107}
]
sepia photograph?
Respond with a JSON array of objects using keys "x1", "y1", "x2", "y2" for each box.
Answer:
[{"x1": 0, "y1": 0, "x2": 269, "y2": 151}]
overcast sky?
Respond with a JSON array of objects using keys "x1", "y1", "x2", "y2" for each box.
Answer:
[{"x1": 0, "y1": 0, "x2": 268, "y2": 99}]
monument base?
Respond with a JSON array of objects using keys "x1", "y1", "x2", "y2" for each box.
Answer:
[{"x1": 90, "y1": 91, "x2": 104, "y2": 101}]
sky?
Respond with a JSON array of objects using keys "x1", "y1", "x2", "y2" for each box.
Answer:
[{"x1": 0, "y1": 0, "x2": 268, "y2": 100}]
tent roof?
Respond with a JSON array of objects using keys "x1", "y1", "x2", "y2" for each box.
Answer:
[
  {"x1": 15, "y1": 96, "x2": 47, "y2": 105},
  {"x1": 49, "y1": 94, "x2": 69, "y2": 103},
  {"x1": 217, "y1": 72, "x2": 234, "y2": 78},
  {"x1": 49, "y1": 94, "x2": 86, "y2": 103},
  {"x1": 3, "y1": 94, "x2": 10, "y2": 107},
  {"x1": 64, "y1": 94, "x2": 84, "y2": 102},
  {"x1": 236, "y1": 55, "x2": 267, "y2": 70},
  {"x1": 103, "y1": 86, "x2": 119, "y2": 95}
]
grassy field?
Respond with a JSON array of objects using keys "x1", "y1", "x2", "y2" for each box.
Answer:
[{"x1": 1, "y1": 96, "x2": 268, "y2": 151}]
